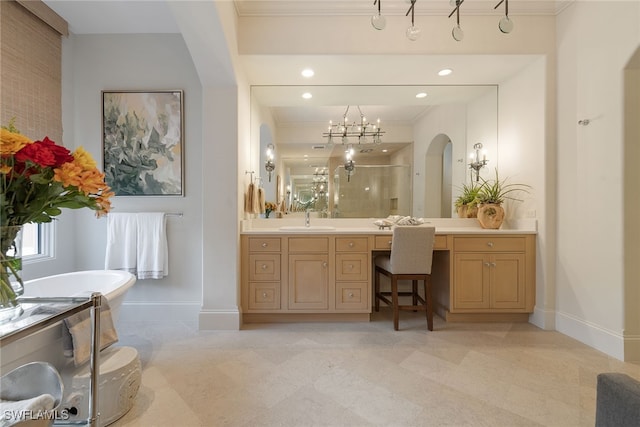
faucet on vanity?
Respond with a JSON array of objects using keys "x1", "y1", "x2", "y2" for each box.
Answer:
[{"x1": 305, "y1": 209, "x2": 311, "y2": 228}]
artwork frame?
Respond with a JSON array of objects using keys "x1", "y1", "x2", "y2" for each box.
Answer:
[{"x1": 102, "y1": 90, "x2": 184, "y2": 196}]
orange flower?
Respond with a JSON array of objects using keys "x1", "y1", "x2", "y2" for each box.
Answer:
[{"x1": 53, "y1": 162, "x2": 83, "y2": 188}]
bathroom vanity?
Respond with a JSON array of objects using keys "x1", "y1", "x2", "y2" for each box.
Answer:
[{"x1": 240, "y1": 218, "x2": 536, "y2": 324}]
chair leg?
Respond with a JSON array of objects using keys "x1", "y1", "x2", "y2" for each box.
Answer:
[
  {"x1": 374, "y1": 269, "x2": 380, "y2": 312},
  {"x1": 425, "y1": 276, "x2": 433, "y2": 331},
  {"x1": 412, "y1": 280, "x2": 418, "y2": 311},
  {"x1": 392, "y1": 276, "x2": 399, "y2": 331}
]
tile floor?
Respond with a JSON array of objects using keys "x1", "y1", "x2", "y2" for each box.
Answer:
[{"x1": 111, "y1": 310, "x2": 640, "y2": 427}]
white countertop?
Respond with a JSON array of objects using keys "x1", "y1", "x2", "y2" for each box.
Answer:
[{"x1": 241, "y1": 217, "x2": 537, "y2": 235}]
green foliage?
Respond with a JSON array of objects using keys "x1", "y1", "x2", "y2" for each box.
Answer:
[
  {"x1": 476, "y1": 169, "x2": 531, "y2": 205},
  {"x1": 454, "y1": 182, "x2": 483, "y2": 209}
]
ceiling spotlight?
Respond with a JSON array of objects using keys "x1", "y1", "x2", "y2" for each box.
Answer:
[
  {"x1": 302, "y1": 92, "x2": 312, "y2": 99},
  {"x1": 449, "y1": 0, "x2": 465, "y2": 42},
  {"x1": 416, "y1": 92, "x2": 427, "y2": 98},
  {"x1": 495, "y1": 0, "x2": 514, "y2": 33},
  {"x1": 438, "y1": 68, "x2": 453, "y2": 76},
  {"x1": 301, "y1": 68, "x2": 314, "y2": 78},
  {"x1": 371, "y1": 0, "x2": 386, "y2": 30},
  {"x1": 405, "y1": 0, "x2": 420, "y2": 41}
]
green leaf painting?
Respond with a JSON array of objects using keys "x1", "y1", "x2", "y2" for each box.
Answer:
[{"x1": 102, "y1": 91, "x2": 183, "y2": 196}]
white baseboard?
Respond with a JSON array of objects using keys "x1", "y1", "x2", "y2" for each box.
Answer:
[
  {"x1": 119, "y1": 302, "x2": 200, "y2": 323},
  {"x1": 556, "y1": 310, "x2": 625, "y2": 361},
  {"x1": 529, "y1": 306, "x2": 556, "y2": 330},
  {"x1": 198, "y1": 308, "x2": 241, "y2": 330}
]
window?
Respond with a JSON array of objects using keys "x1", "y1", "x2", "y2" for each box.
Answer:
[{"x1": 22, "y1": 222, "x2": 53, "y2": 261}]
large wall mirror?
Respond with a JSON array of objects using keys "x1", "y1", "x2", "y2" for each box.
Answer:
[{"x1": 252, "y1": 84, "x2": 498, "y2": 218}]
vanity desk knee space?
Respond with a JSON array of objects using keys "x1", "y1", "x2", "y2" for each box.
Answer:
[{"x1": 240, "y1": 218, "x2": 536, "y2": 324}]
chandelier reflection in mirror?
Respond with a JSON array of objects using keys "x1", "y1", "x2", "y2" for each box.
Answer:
[
  {"x1": 265, "y1": 143, "x2": 275, "y2": 182},
  {"x1": 323, "y1": 106, "x2": 383, "y2": 182},
  {"x1": 469, "y1": 142, "x2": 489, "y2": 182}
]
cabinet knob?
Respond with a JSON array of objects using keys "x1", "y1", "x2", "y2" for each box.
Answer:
[
  {"x1": 262, "y1": 292, "x2": 268, "y2": 298},
  {"x1": 484, "y1": 262, "x2": 491, "y2": 267},
  {"x1": 487, "y1": 242, "x2": 494, "y2": 247},
  {"x1": 262, "y1": 242, "x2": 268, "y2": 248},
  {"x1": 349, "y1": 242, "x2": 354, "y2": 247},
  {"x1": 348, "y1": 292, "x2": 354, "y2": 298},
  {"x1": 348, "y1": 264, "x2": 354, "y2": 269},
  {"x1": 491, "y1": 262, "x2": 497, "y2": 267},
  {"x1": 323, "y1": 262, "x2": 328, "y2": 268},
  {"x1": 388, "y1": 240, "x2": 392, "y2": 246},
  {"x1": 261, "y1": 264, "x2": 268, "y2": 270}
]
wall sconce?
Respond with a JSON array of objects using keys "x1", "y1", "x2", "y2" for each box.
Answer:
[
  {"x1": 469, "y1": 142, "x2": 488, "y2": 181},
  {"x1": 265, "y1": 143, "x2": 275, "y2": 182}
]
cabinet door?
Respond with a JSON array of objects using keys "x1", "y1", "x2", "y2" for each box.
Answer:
[
  {"x1": 453, "y1": 253, "x2": 490, "y2": 309},
  {"x1": 490, "y1": 253, "x2": 526, "y2": 309},
  {"x1": 288, "y1": 254, "x2": 329, "y2": 310}
]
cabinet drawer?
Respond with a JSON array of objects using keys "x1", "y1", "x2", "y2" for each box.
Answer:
[
  {"x1": 335, "y1": 253, "x2": 368, "y2": 281},
  {"x1": 374, "y1": 235, "x2": 393, "y2": 250},
  {"x1": 249, "y1": 237, "x2": 281, "y2": 252},
  {"x1": 433, "y1": 235, "x2": 447, "y2": 250},
  {"x1": 249, "y1": 254, "x2": 281, "y2": 281},
  {"x1": 248, "y1": 282, "x2": 280, "y2": 310},
  {"x1": 288, "y1": 237, "x2": 329, "y2": 252},
  {"x1": 336, "y1": 237, "x2": 368, "y2": 252},
  {"x1": 454, "y1": 236, "x2": 525, "y2": 252},
  {"x1": 335, "y1": 282, "x2": 368, "y2": 310}
]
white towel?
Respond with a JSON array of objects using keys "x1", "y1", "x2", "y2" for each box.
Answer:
[
  {"x1": 136, "y1": 212, "x2": 168, "y2": 280},
  {"x1": 105, "y1": 212, "x2": 169, "y2": 280},
  {"x1": 105, "y1": 213, "x2": 138, "y2": 274},
  {"x1": 0, "y1": 394, "x2": 55, "y2": 427},
  {"x1": 32, "y1": 295, "x2": 119, "y2": 367}
]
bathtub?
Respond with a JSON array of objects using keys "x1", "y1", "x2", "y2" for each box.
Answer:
[{"x1": 1, "y1": 270, "x2": 136, "y2": 373}]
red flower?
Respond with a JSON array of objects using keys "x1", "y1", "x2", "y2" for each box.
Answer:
[{"x1": 15, "y1": 137, "x2": 73, "y2": 168}]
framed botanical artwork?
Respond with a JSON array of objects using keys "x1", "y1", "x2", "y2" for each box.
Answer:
[{"x1": 102, "y1": 90, "x2": 184, "y2": 196}]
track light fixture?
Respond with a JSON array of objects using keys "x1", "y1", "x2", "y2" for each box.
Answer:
[{"x1": 369, "y1": 0, "x2": 514, "y2": 40}]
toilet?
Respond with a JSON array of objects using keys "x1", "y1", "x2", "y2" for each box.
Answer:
[{"x1": 59, "y1": 346, "x2": 141, "y2": 426}]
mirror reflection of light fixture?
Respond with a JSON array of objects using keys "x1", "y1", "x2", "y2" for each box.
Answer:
[
  {"x1": 265, "y1": 143, "x2": 275, "y2": 182},
  {"x1": 469, "y1": 142, "x2": 488, "y2": 182},
  {"x1": 344, "y1": 145, "x2": 355, "y2": 182},
  {"x1": 323, "y1": 106, "x2": 384, "y2": 145}
]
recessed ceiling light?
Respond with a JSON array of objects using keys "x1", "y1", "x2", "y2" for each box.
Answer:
[
  {"x1": 302, "y1": 92, "x2": 312, "y2": 99},
  {"x1": 416, "y1": 92, "x2": 427, "y2": 98},
  {"x1": 438, "y1": 68, "x2": 453, "y2": 76},
  {"x1": 301, "y1": 68, "x2": 314, "y2": 78}
]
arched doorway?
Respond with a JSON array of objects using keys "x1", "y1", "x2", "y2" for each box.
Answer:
[{"x1": 424, "y1": 134, "x2": 453, "y2": 218}]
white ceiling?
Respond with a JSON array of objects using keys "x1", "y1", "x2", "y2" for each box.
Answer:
[{"x1": 42, "y1": 0, "x2": 548, "y2": 169}]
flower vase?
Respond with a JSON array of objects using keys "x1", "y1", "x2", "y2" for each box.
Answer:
[{"x1": 0, "y1": 225, "x2": 25, "y2": 323}]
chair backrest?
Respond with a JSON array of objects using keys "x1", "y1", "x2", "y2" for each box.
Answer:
[{"x1": 389, "y1": 226, "x2": 436, "y2": 274}]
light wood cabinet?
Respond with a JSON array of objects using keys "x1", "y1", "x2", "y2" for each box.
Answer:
[
  {"x1": 241, "y1": 231, "x2": 535, "y2": 323},
  {"x1": 241, "y1": 235, "x2": 371, "y2": 318},
  {"x1": 335, "y1": 237, "x2": 369, "y2": 311},
  {"x1": 451, "y1": 236, "x2": 534, "y2": 315}
]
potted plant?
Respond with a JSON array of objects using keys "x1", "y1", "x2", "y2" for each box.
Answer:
[
  {"x1": 454, "y1": 182, "x2": 483, "y2": 218},
  {"x1": 476, "y1": 169, "x2": 530, "y2": 229}
]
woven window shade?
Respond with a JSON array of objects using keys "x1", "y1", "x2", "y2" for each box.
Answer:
[{"x1": 0, "y1": 1, "x2": 62, "y2": 144}]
